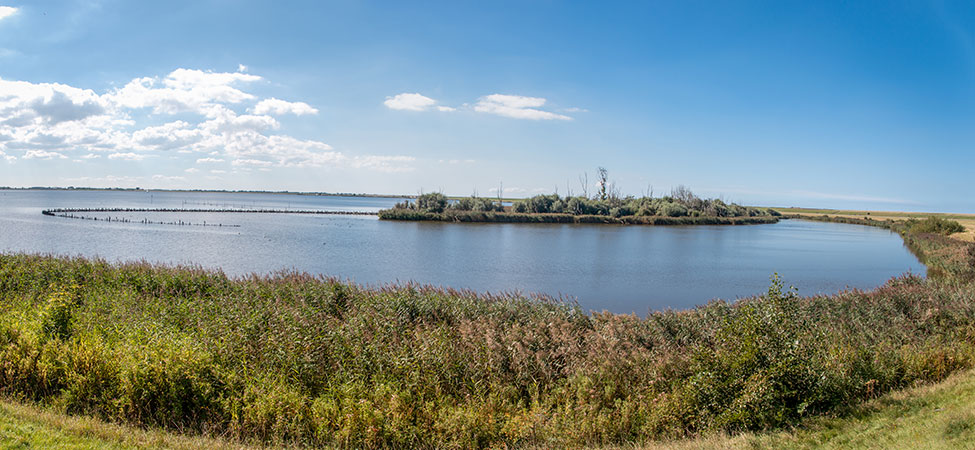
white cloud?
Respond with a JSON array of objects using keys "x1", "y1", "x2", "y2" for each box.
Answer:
[
  {"x1": 0, "y1": 6, "x2": 17, "y2": 21},
  {"x1": 474, "y1": 94, "x2": 572, "y2": 120},
  {"x1": 237, "y1": 64, "x2": 248, "y2": 73},
  {"x1": 23, "y1": 150, "x2": 67, "y2": 160},
  {"x1": 106, "y1": 68, "x2": 262, "y2": 116},
  {"x1": 0, "y1": 68, "x2": 414, "y2": 175},
  {"x1": 384, "y1": 93, "x2": 439, "y2": 111},
  {"x1": 107, "y1": 152, "x2": 147, "y2": 161},
  {"x1": 385, "y1": 91, "x2": 576, "y2": 120},
  {"x1": 251, "y1": 98, "x2": 318, "y2": 116},
  {"x1": 184, "y1": 167, "x2": 199, "y2": 173}
]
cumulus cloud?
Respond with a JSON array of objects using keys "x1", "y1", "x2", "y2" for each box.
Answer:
[
  {"x1": 0, "y1": 6, "x2": 17, "y2": 21},
  {"x1": 0, "y1": 68, "x2": 415, "y2": 174},
  {"x1": 384, "y1": 93, "x2": 441, "y2": 111},
  {"x1": 474, "y1": 94, "x2": 571, "y2": 120},
  {"x1": 251, "y1": 98, "x2": 318, "y2": 116},
  {"x1": 107, "y1": 69, "x2": 261, "y2": 116}
]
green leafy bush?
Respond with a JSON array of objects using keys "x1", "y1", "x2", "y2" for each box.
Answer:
[{"x1": 907, "y1": 216, "x2": 965, "y2": 235}]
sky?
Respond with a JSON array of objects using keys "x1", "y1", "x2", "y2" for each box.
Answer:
[{"x1": 0, "y1": 1, "x2": 973, "y2": 212}]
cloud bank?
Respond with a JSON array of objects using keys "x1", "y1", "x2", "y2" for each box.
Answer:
[{"x1": 0, "y1": 67, "x2": 414, "y2": 174}]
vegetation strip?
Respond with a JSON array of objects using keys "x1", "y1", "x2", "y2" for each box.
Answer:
[
  {"x1": 379, "y1": 208, "x2": 779, "y2": 225},
  {"x1": 380, "y1": 186, "x2": 781, "y2": 226}
]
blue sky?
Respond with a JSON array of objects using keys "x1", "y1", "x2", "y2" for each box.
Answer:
[{"x1": 0, "y1": 1, "x2": 973, "y2": 211}]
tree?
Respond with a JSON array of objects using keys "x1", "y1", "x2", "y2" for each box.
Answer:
[
  {"x1": 579, "y1": 172, "x2": 589, "y2": 198},
  {"x1": 597, "y1": 166, "x2": 609, "y2": 201}
]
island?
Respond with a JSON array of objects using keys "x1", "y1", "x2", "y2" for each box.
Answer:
[{"x1": 379, "y1": 187, "x2": 781, "y2": 225}]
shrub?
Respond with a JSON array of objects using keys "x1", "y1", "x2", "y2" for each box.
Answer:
[
  {"x1": 40, "y1": 286, "x2": 81, "y2": 342},
  {"x1": 661, "y1": 202, "x2": 689, "y2": 217},
  {"x1": 908, "y1": 217, "x2": 965, "y2": 235},
  {"x1": 416, "y1": 193, "x2": 448, "y2": 213}
]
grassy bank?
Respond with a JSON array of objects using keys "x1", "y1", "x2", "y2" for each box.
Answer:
[
  {"x1": 378, "y1": 208, "x2": 780, "y2": 225},
  {"x1": 778, "y1": 207, "x2": 975, "y2": 242},
  {"x1": 0, "y1": 218, "x2": 974, "y2": 447},
  {"x1": 788, "y1": 214, "x2": 975, "y2": 282}
]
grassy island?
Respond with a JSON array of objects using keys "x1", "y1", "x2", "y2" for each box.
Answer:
[
  {"x1": 0, "y1": 216, "x2": 973, "y2": 448},
  {"x1": 379, "y1": 187, "x2": 781, "y2": 226}
]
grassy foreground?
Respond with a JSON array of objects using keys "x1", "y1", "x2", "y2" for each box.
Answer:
[
  {"x1": 0, "y1": 217, "x2": 974, "y2": 447},
  {"x1": 4, "y1": 367, "x2": 975, "y2": 449}
]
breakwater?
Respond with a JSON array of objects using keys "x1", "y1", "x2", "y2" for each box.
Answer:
[{"x1": 42, "y1": 207, "x2": 377, "y2": 228}]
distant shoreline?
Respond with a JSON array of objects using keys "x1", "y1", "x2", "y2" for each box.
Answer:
[{"x1": 0, "y1": 186, "x2": 414, "y2": 199}]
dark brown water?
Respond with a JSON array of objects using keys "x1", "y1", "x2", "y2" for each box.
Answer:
[{"x1": 0, "y1": 190, "x2": 925, "y2": 314}]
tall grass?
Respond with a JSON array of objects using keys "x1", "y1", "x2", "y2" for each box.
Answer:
[{"x1": 0, "y1": 227, "x2": 974, "y2": 447}]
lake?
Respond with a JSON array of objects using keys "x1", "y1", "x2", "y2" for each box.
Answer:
[{"x1": 0, "y1": 189, "x2": 925, "y2": 314}]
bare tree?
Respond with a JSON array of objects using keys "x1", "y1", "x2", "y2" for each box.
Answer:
[
  {"x1": 671, "y1": 185, "x2": 697, "y2": 206},
  {"x1": 597, "y1": 167, "x2": 609, "y2": 201},
  {"x1": 579, "y1": 172, "x2": 589, "y2": 198}
]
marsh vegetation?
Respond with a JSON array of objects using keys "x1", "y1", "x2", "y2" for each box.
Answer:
[
  {"x1": 381, "y1": 184, "x2": 780, "y2": 225},
  {"x1": 0, "y1": 215, "x2": 972, "y2": 447}
]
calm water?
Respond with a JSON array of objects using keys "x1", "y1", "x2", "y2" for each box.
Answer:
[{"x1": 0, "y1": 190, "x2": 925, "y2": 314}]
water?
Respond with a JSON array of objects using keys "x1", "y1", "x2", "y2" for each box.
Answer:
[{"x1": 0, "y1": 189, "x2": 925, "y2": 314}]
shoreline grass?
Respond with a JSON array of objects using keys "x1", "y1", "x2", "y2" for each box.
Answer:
[{"x1": 778, "y1": 207, "x2": 975, "y2": 242}]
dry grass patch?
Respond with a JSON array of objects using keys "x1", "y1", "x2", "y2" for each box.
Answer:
[{"x1": 0, "y1": 398, "x2": 256, "y2": 450}]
